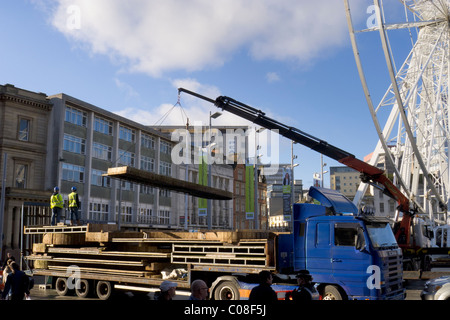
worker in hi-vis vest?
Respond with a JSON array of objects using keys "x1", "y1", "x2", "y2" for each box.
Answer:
[
  {"x1": 50, "y1": 186, "x2": 64, "y2": 226},
  {"x1": 68, "y1": 186, "x2": 81, "y2": 226}
]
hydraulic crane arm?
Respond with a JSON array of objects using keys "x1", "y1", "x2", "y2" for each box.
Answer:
[{"x1": 178, "y1": 88, "x2": 414, "y2": 246}]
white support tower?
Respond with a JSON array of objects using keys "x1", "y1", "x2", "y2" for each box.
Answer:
[{"x1": 344, "y1": 0, "x2": 450, "y2": 226}]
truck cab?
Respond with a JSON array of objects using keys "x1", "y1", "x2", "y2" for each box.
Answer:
[{"x1": 283, "y1": 187, "x2": 405, "y2": 300}]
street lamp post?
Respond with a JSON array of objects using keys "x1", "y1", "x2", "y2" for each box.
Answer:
[
  {"x1": 254, "y1": 127, "x2": 265, "y2": 230},
  {"x1": 321, "y1": 154, "x2": 328, "y2": 188},
  {"x1": 208, "y1": 111, "x2": 222, "y2": 230},
  {"x1": 291, "y1": 141, "x2": 298, "y2": 207}
]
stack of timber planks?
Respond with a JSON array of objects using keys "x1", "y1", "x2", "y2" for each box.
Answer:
[{"x1": 28, "y1": 224, "x2": 281, "y2": 280}]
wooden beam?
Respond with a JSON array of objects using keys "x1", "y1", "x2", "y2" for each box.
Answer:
[{"x1": 105, "y1": 166, "x2": 233, "y2": 200}]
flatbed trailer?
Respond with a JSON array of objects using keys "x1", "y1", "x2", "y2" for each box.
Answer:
[{"x1": 25, "y1": 224, "x2": 294, "y2": 300}]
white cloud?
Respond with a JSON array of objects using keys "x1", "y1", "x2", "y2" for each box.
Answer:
[
  {"x1": 114, "y1": 78, "x2": 252, "y2": 127},
  {"x1": 266, "y1": 72, "x2": 280, "y2": 83},
  {"x1": 49, "y1": 0, "x2": 353, "y2": 77}
]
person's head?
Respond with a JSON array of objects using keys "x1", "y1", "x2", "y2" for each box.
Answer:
[
  {"x1": 190, "y1": 279, "x2": 209, "y2": 300},
  {"x1": 258, "y1": 271, "x2": 273, "y2": 285},
  {"x1": 9, "y1": 262, "x2": 20, "y2": 273},
  {"x1": 54, "y1": 186, "x2": 59, "y2": 193},
  {"x1": 296, "y1": 270, "x2": 313, "y2": 286},
  {"x1": 160, "y1": 281, "x2": 177, "y2": 299},
  {"x1": 71, "y1": 186, "x2": 77, "y2": 192}
]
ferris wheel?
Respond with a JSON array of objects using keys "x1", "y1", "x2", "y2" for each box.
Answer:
[{"x1": 344, "y1": 0, "x2": 450, "y2": 225}]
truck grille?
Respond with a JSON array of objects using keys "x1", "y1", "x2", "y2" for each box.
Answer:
[{"x1": 382, "y1": 251, "x2": 405, "y2": 299}]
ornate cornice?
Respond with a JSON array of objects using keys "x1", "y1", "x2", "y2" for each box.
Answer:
[{"x1": 0, "y1": 93, "x2": 52, "y2": 111}]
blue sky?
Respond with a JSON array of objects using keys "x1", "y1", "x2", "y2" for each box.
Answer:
[{"x1": 0, "y1": 0, "x2": 415, "y2": 188}]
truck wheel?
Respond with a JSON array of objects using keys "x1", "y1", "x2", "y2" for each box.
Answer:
[
  {"x1": 96, "y1": 281, "x2": 113, "y2": 300},
  {"x1": 75, "y1": 279, "x2": 91, "y2": 298},
  {"x1": 322, "y1": 285, "x2": 343, "y2": 300},
  {"x1": 213, "y1": 281, "x2": 240, "y2": 300},
  {"x1": 55, "y1": 277, "x2": 69, "y2": 296}
]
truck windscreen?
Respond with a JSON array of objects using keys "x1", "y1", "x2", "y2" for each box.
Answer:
[{"x1": 366, "y1": 223, "x2": 398, "y2": 249}]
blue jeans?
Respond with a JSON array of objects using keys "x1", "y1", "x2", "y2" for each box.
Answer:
[
  {"x1": 70, "y1": 207, "x2": 79, "y2": 221},
  {"x1": 51, "y1": 207, "x2": 62, "y2": 226}
]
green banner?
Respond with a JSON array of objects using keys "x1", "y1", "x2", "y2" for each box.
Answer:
[
  {"x1": 282, "y1": 168, "x2": 292, "y2": 221},
  {"x1": 245, "y1": 164, "x2": 255, "y2": 220},
  {"x1": 198, "y1": 154, "x2": 207, "y2": 216}
]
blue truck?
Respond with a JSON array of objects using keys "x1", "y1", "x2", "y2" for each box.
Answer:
[
  {"x1": 280, "y1": 186, "x2": 405, "y2": 300},
  {"x1": 210, "y1": 186, "x2": 405, "y2": 300}
]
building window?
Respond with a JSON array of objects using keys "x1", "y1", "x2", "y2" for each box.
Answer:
[
  {"x1": 119, "y1": 125, "x2": 135, "y2": 142},
  {"x1": 237, "y1": 168, "x2": 243, "y2": 181},
  {"x1": 65, "y1": 106, "x2": 87, "y2": 127},
  {"x1": 140, "y1": 155, "x2": 155, "y2": 172},
  {"x1": 138, "y1": 207, "x2": 154, "y2": 224},
  {"x1": 141, "y1": 133, "x2": 155, "y2": 150},
  {"x1": 91, "y1": 169, "x2": 111, "y2": 187},
  {"x1": 89, "y1": 201, "x2": 109, "y2": 222},
  {"x1": 159, "y1": 161, "x2": 172, "y2": 176},
  {"x1": 18, "y1": 118, "x2": 30, "y2": 141},
  {"x1": 118, "y1": 149, "x2": 135, "y2": 167},
  {"x1": 94, "y1": 117, "x2": 113, "y2": 135},
  {"x1": 64, "y1": 134, "x2": 86, "y2": 154},
  {"x1": 92, "y1": 142, "x2": 112, "y2": 161},
  {"x1": 389, "y1": 200, "x2": 395, "y2": 213},
  {"x1": 158, "y1": 209, "x2": 170, "y2": 225},
  {"x1": 140, "y1": 185, "x2": 155, "y2": 194},
  {"x1": 160, "y1": 140, "x2": 172, "y2": 154},
  {"x1": 116, "y1": 203, "x2": 133, "y2": 223},
  {"x1": 62, "y1": 163, "x2": 85, "y2": 182},
  {"x1": 159, "y1": 189, "x2": 171, "y2": 197},
  {"x1": 119, "y1": 180, "x2": 134, "y2": 191},
  {"x1": 14, "y1": 163, "x2": 28, "y2": 188}
]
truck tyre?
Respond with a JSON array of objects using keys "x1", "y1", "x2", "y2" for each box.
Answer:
[
  {"x1": 213, "y1": 281, "x2": 240, "y2": 300},
  {"x1": 96, "y1": 281, "x2": 113, "y2": 300},
  {"x1": 322, "y1": 285, "x2": 343, "y2": 300},
  {"x1": 55, "y1": 277, "x2": 69, "y2": 296},
  {"x1": 75, "y1": 279, "x2": 91, "y2": 298}
]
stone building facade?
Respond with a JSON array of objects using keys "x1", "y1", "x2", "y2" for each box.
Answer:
[{"x1": 0, "y1": 84, "x2": 53, "y2": 258}]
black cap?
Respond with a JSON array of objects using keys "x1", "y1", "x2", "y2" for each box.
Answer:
[{"x1": 296, "y1": 270, "x2": 312, "y2": 279}]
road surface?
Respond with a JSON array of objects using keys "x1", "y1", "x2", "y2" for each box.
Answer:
[{"x1": 25, "y1": 276, "x2": 426, "y2": 300}]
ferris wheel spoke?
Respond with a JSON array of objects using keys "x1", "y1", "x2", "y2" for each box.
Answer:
[{"x1": 356, "y1": 19, "x2": 445, "y2": 33}]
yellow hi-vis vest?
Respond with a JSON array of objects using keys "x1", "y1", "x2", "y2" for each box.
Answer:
[
  {"x1": 50, "y1": 193, "x2": 64, "y2": 209},
  {"x1": 68, "y1": 192, "x2": 78, "y2": 208}
]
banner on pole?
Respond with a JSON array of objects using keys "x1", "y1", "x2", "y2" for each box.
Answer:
[
  {"x1": 282, "y1": 167, "x2": 292, "y2": 221},
  {"x1": 198, "y1": 154, "x2": 207, "y2": 217},
  {"x1": 245, "y1": 164, "x2": 255, "y2": 220}
]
